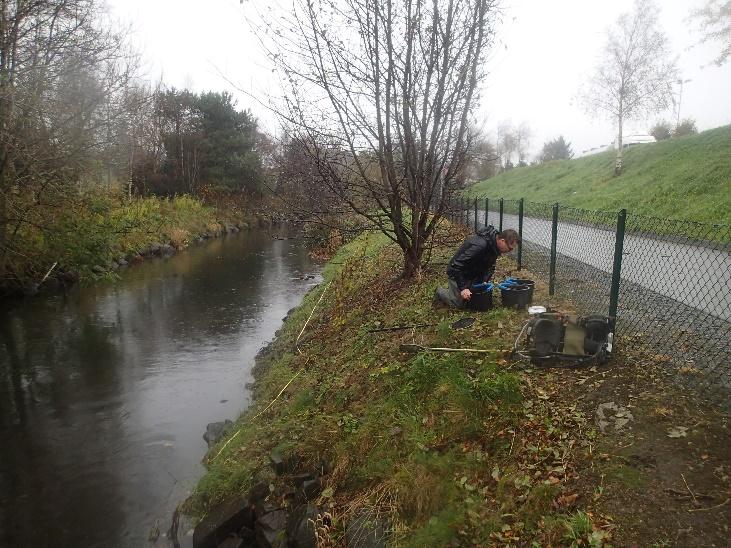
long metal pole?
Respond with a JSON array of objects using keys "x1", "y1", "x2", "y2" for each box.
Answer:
[
  {"x1": 517, "y1": 198, "x2": 524, "y2": 270},
  {"x1": 499, "y1": 198, "x2": 504, "y2": 232},
  {"x1": 474, "y1": 198, "x2": 478, "y2": 232},
  {"x1": 484, "y1": 198, "x2": 489, "y2": 227},
  {"x1": 608, "y1": 209, "x2": 627, "y2": 327},
  {"x1": 549, "y1": 203, "x2": 559, "y2": 296}
]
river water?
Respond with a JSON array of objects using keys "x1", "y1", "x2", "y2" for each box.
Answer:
[{"x1": 0, "y1": 229, "x2": 320, "y2": 547}]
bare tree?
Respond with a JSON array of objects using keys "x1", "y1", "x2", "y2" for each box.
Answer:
[
  {"x1": 465, "y1": 133, "x2": 499, "y2": 181},
  {"x1": 580, "y1": 0, "x2": 677, "y2": 176},
  {"x1": 117, "y1": 81, "x2": 165, "y2": 197},
  {"x1": 496, "y1": 120, "x2": 515, "y2": 169},
  {"x1": 0, "y1": 0, "x2": 133, "y2": 274},
  {"x1": 249, "y1": 0, "x2": 499, "y2": 278},
  {"x1": 689, "y1": 0, "x2": 731, "y2": 66},
  {"x1": 514, "y1": 121, "x2": 532, "y2": 166}
]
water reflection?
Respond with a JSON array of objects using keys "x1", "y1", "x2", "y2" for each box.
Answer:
[{"x1": 0, "y1": 230, "x2": 320, "y2": 547}]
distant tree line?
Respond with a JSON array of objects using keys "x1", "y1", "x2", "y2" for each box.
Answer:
[
  {"x1": 0, "y1": 0, "x2": 265, "y2": 283},
  {"x1": 128, "y1": 88, "x2": 263, "y2": 197}
]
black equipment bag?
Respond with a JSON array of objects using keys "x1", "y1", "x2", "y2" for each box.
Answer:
[{"x1": 524, "y1": 312, "x2": 612, "y2": 366}]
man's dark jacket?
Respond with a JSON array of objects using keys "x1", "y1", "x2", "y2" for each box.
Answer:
[{"x1": 447, "y1": 225, "x2": 500, "y2": 290}]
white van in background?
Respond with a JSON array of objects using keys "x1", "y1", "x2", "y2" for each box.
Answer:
[
  {"x1": 612, "y1": 134, "x2": 657, "y2": 149},
  {"x1": 579, "y1": 134, "x2": 657, "y2": 157}
]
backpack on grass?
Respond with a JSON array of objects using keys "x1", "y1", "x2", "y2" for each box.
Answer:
[{"x1": 512, "y1": 312, "x2": 613, "y2": 367}]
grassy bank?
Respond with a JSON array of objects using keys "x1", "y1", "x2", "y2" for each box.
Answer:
[
  {"x1": 467, "y1": 125, "x2": 731, "y2": 225},
  {"x1": 186, "y1": 222, "x2": 731, "y2": 546},
  {"x1": 189, "y1": 228, "x2": 570, "y2": 543},
  {"x1": 0, "y1": 187, "x2": 266, "y2": 294}
]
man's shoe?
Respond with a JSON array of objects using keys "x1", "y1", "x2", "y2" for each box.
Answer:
[{"x1": 432, "y1": 289, "x2": 447, "y2": 309}]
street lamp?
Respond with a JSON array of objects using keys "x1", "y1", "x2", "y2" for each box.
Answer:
[{"x1": 676, "y1": 78, "x2": 692, "y2": 129}]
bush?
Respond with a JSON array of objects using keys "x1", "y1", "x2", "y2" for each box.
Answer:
[
  {"x1": 673, "y1": 118, "x2": 698, "y2": 138},
  {"x1": 650, "y1": 120, "x2": 672, "y2": 141},
  {"x1": 0, "y1": 189, "x2": 225, "y2": 291}
]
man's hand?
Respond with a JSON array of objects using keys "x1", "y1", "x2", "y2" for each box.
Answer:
[{"x1": 460, "y1": 288, "x2": 472, "y2": 301}]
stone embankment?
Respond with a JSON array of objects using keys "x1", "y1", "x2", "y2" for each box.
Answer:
[{"x1": 191, "y1": 448, "x2": 386, "y2": 548}]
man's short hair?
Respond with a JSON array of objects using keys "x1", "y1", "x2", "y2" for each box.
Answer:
[{"x1": 499, "y1": 229, "x2": 520, "y2": 245}]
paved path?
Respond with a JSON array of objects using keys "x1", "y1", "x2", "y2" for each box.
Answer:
[{"x1": 476, "y1": 211, "x2": 731, "y2": 321}]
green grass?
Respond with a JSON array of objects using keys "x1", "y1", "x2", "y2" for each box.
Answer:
[
  {"x1": 185, "y1": 226, "x2": 616, "y2": 546},
  {"x1": 3, "y1": 187, "x2": 254, "y2": 290},
  {"x1": 467, "y1": 125, "x2": 731, "y2": 225}
]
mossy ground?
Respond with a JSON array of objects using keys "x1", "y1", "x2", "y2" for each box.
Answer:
[{"x1": 187, "y1": 222, "x2": 730, "y2": 546}]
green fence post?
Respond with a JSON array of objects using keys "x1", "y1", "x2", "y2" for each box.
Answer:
[
  {"x1": 499, "y1": 198, "x2": 504, "y2": 232},
  {"x1": 484, "y1": 198, "x2": 489, "y2": 227},
  {"x1": 474, "y1": 198, "x2": 478, "y2": 232},
  {"x1": 517, "y1": 198, "x2": 524, "y2": 270},
  {"x1": 549, "y1": 203, "x2": 559, "y2": 296},
  {"x1": 609, "y1": 209, "x2": 627, "y2": 327}
]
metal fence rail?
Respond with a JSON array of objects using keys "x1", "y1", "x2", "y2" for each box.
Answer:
[{"x1": 450, "y1": 195, "x2": 731, "y2": 391}]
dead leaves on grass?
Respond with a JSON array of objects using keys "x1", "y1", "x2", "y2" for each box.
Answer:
[
  {"x1": 667, "y1": 426, "x2": 689, "y2": 438},
  {"x1": 653, "y1": 406, "x2": 674, "y2": 417},
  {"x1": 556, "y1": 492, "x2": 580, "y2": 507}
]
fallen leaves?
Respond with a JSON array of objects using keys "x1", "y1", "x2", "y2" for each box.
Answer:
[
  {"x1": 654, "y1": 406, "x2": 673, "y2": 417},
  {"x1": 556, "y1": 493, "x2": 579, "y2": 507},
  {"x1": 667, "y1": 426, "x2": 689, "y2": 438},
  {"x1": 596, "y1": 402, "x2": 634, "y2": 433}
]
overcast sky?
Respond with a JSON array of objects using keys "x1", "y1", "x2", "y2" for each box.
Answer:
[{"x1": 106, "y1": 0, "x2": 731, "y2": 158}]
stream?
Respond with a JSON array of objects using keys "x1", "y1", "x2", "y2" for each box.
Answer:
[{"x1": 0, "y1": 229, "x2": 321, "y2": 547}]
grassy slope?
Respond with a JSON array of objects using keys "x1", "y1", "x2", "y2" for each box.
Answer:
[
  {"x1": 188, "y1": 226, "x2": 731, "y2": 546},
  {"x1": 188, "y1": 228, "x2": 613, "y2": 545},
  {"x1": 467, "y1": 125, "x2": 731, "y2": 225}
]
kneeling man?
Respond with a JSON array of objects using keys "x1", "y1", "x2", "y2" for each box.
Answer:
[{"x1": 434, "y1": 226, "x2": 520, "y2": 309}]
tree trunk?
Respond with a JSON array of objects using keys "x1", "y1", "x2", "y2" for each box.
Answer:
[
  {"x1": 614, "y1": 112, "x2": 623, "y2": 176},
  {"x1": 402, "y1": 241, "x2": 423, "y2": 279},
  {"x1": 0, "y1": 0, "x2": 10, "y2": 265},
  {"x1": 0, "y1": 186, "x2": 6, "y2": 263}
]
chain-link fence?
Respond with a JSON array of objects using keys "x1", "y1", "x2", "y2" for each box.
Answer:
[{"x1": 448, "y1": 195, "x2": 731, "y2": 393}]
